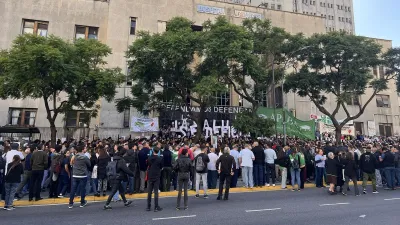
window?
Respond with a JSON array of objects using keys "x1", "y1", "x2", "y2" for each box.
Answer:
[
  {"x1": 337, "y1": 5, "x2": 340, "y2": 9},
  {"x1": 348, "y1": 7, "x2": 351, "y2": 12},
  {"x1": 354, "y1": 122, "x2": 364, "y2": 135},
  {"x1": 341, "y1": 5, "x2": 343, "y2": 10},
  {"x1": 376, "y1": 95, "x2": 390, "y2": 108},
  {"x1": 271, "y1": 4, "x2": 275, "y2": 10},
  {"x1": 8, "y1": 108, "x2": 37, "y2": 126},
  {"x1": 346, "y1": 96, "x2": 360, "y2": 106},
  {"x1": 379, "y1": 66, "x2": 385, "y2": 79},
  {"x1": 379, "y1": 123, "x2": 392, "y2": 136},
  {"x1": 260, "y1": 90, "x2": 268, "y2": 107},
  {"x1": 123, "y1": 109, "x2": 130, "y2": 128},
  {"x1": 75, "y1": 25, "x2": 98, "y2": 40},
  {"x1": 130, "y1": 18, "x2": 137, "y2": 35},
  {"x1": 215, "y1": 91, "x2": 230, "y2": 106},
  {"x1": 346, "y1": 18, "x2": 349, "y2": 22},
  {"x1": 126, "y1": 67, "x2": 132, "y2": 86},
  {"x1": 191, "y1": 25, "x2": 203, "y2": 32},
  {"x1": 66, "y1": 111, "x2": 90, "y2": 127},
  {"x1": 22, "y1": 20, "x2": 48, "y2": 37},
  {"x1": 320, "y1": 2, "x2": 322, "y2": 6},
  {"x1": 277, "y1": 5, "x2": 282, "y2": 10},
  {"x1": 373, "y1": 66, "x2": 378, "y2": 76}
]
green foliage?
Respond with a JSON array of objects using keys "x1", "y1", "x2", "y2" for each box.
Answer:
[
  {"x1": 119, "y1": 17, "x2": 231, "y2": 115},
  {"x1": 382, "y1": 48, "x2": 400, "y2": 91},
  {"x1": 0, "y1": 34, "x2": 124, "y2": 144},
  {"x1": 284, "y1": 32, "x2": 387, "y2": 134},
  {"x1": 233, "y1": 111, "x2": 275, "y2": 138}
]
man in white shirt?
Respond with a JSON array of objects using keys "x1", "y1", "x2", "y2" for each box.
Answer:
[
  {"x1": 239, "y1": 144, "x2": 255, "y2": 188},
  {"x1": 230, "y1": 145, "x2": 240, "y2": 188},
  {"x1": 264, "y1": 144, "x2": 277, "y2": 186},
  {"x1": 4, "y1": 143, "x2": 24, "y2": 174},
  {"x1": 207, "y1": 148, "x2": 219, "y2": 189}
]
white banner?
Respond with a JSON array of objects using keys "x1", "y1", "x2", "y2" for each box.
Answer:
[
  {"x1": 367, "y1": 121, "x2": 376, "y2": 136},
  {"x1": 130, "y1": 117, "x2": 159, "y2": 132}
]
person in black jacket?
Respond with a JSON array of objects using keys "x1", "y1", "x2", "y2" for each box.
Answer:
[
  {"x1": 123, "y1": 147, "x2": 137, "y2": 195},
  {"x1": 360, "y1": 146, "x2": 378, "y2": 194},
  {"x1": 104, "y1": 149, "x2": 134, "y2": 210},
  {"x1": 147, "y1": 147, "x2": 163, "y2": 212},
  {"x1": 252, "y1": 142, "x2": 265, "y2": 187},
  {"x1": 4, "y1": 155, "x2": 23, "y2": 210},
  {"x1": 380, "y1": 147, "x2": 396, "y2": 190},
  {"x1": 342, "y1": 152, "x2": 360, "y2": 196},
  {"x1": 325, "y1": 152, "x2": 340, "y2": 194},
  {"x1": 96, "y1": 148, "x2": 111, "y2": 197},
  {"x1": 174, "y1": 148, "x2": 191, "y2": 210},
  {"x1": 216, "y1": 147, "x2": 236, "y2": 200},
  {"x1": 161, "y1": 145, "x2": 173, "y2": 192}
]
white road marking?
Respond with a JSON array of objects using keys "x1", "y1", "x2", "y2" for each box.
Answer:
[
  {"x1": 245, "y1": 208, "x2": 281, "y2": 212},
  {"x1": 319, "y1": 202, "x2": 350, "y2": 206},
  {"x1": 152, "y1": 215, "x2": 197, "y2": 221},
  {"x1": 384, "y1": 198, "x2": 400, "y2": 201},
  {"x1": 359, "y1": 215, "x2": 366, "y2": 218}
]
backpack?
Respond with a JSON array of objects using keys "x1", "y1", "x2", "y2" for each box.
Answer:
[
  {"x1": 195, "y1": 155, "x2": 206, "y2": 172},
  {"x1": 106, "y1": 159, "x2": 118, "y2": 180},
  {"x1": 291, "y1": 155, "x2": 300, "y2": 170},
  {"x1": 0, "y1": 154, "x2": 6, "y2": 171}
]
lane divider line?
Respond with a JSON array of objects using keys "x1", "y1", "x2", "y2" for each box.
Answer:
[
  {"x1": 152, "y1": 215, "x2": 197, "y2": 221},
  {"x1": 384, "y1": 198, "x2": 400, "y2": 201},
  {"x1": 245, "y1": 208, "x2": 281, "y2": 212},
  {"x1": 320, "y1": 203, "x2": 350, "y2": 206}
]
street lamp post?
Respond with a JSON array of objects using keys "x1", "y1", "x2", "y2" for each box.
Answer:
[{"x1": 279, "y1": 46, "x2": 311, "y2": 146}]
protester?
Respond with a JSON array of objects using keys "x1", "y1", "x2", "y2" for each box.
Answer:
[
  {"x1": 147, "y1": 147, "x2": 163, "y2": 212},
  {"x1": 4, "y1": 155, "x2": 23, "y2": 210},
  {"x1": 252, "y1": 142, "x2": 265, "y2": 188},
  {"x1": 104, "y1": 148, "x2": 134, "y2": 210},
  {"x1": 161, "y1": 145, "x2": 173, "y2": 192},
  {"x1": 381, "y1": 147, "x2": 396, "y2": 190},
  {"x1": 239, "y1": 144, "x2": 255, "y2": 189},
  {"x1": 174, "y1": 148, "x2": 191, "y2": 210},
  {"x1": 314, "y1": 149, "x2": 326, "y2": 188},
  {"x1": 68, "y1": 146, "x2": 91, "y2": 209},
  {"x1": 230, "y1": 145, "x2": 240, "y2": 188},
  {"x1": 277, "y1": 146, "x2": 289, "y2": 189},
  {"x1": 342, "y1": 152, "x2": 360, "y2": 196},
  {"x1": 57, "y1": 150, "x2": 71, "y2": 197},
  {"x1": 15, "y1": 146, "x2": 32, "y2": 199},
  {"x1": 124, "y1": 145, "x2": 138, "y2": 194},
  {"x1": 289, "y1": 147, "x2": 301, "y2": 191},
  {"x1": 360, "y1": 146, "x2": 378, "y2": 194},
  {"x1": 138, "y1": 143, "x2": 150, "y2": 193},
  {"x1": 264, "y1": 143, "x2": 277, "y2": 187},
  {"x1": 325, "y1": 152, "x2": 339, "y2": 194},
  {"x1": 216, "y1": 147, "x2": 236, "y2": 200},
  {"x1": 207, "y1": 148, "x2": 219, "y2": 189},
  {"x1": 194, "y1": 145, "x2": 210, "y2": 198},
  {"x1": 29, "y1": 144, "x2": 48, "y2": 201}
]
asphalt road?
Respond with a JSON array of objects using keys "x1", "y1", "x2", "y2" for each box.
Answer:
[{"x1": 2, "y1": 187, "x2": 400, "y2": 225}]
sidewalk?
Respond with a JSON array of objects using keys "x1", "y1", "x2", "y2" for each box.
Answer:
[{"x1": 13, "y1": 182, "x2": 365, "y2": 207}]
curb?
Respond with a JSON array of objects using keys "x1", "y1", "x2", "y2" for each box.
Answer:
[{"x1": 13, "y1": 182, "x2": 367, "y2": 207}]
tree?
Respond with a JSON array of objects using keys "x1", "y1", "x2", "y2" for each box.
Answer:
[
  {"x1": 0, "y1": 35, "x2": 124, "y2": 146},
  {"x1": 200, "y1": 17, "x2": 298, "y2": 138},
  {"x1": 383, "y1": 48, "x2": 400, "y2": 91},
  {"x1": 284, "y1": 32, "x2": 390, "y2": 144},
  {"x1": 117, "y1": 17, "x2": 227, "y2": 141},
  {"x1": 233, "y1": 111, "x2": 275, "y2": 138}
]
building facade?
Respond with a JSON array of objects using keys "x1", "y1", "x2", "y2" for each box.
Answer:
[{"x1": 0, "y1": 0, "x2": 396, "y2": 140}]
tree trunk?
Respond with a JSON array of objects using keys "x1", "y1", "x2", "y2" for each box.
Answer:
[
  {"x1": 50, "y1": 121, "x2": 57, "y2": 148},
  {"x1": 335, "y1": 127, "x2": 342, "y2": 146}
]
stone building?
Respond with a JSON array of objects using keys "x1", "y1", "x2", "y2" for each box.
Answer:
[{"x1": 0, "y1": 0, "x2": 396, "y2": 140}]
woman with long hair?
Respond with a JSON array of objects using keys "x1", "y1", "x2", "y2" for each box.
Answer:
[
  {"x1": 277, "y1": 146, "x2": 290, "y2": 189},
  {"x1": 96, "y1": 147, "x2": 111, "y2": 197},
  {"x1": 289, "y1": 147, "x2": 302, "y2": 191},
  {"x1": 342, "y1": 152, "x2": 360, "y2": 196},
  {"x1": 4, "y1": 155, "x2": 23, "y2": 210}
]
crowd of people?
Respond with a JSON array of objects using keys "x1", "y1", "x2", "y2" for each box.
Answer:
[{"x1": 1, "y1": 135, "x2": 400, "y2": 212}]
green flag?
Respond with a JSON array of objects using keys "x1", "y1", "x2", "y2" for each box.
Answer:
[{"x1": 257, "y1": 107, "x2": 316, "y2": 140}]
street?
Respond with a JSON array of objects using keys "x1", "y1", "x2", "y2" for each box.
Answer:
[{"x1": 2, "y1": 187, "x2": 400, "y2": 225}]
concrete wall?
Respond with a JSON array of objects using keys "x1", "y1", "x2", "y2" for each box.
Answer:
[{"x1": 0, "y1": 0, "x2": 392, "y2": 139}]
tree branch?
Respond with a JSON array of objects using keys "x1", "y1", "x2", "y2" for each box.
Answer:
[{"x1": 340, "y1": 89, "x2": 378, "y2": 127}]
